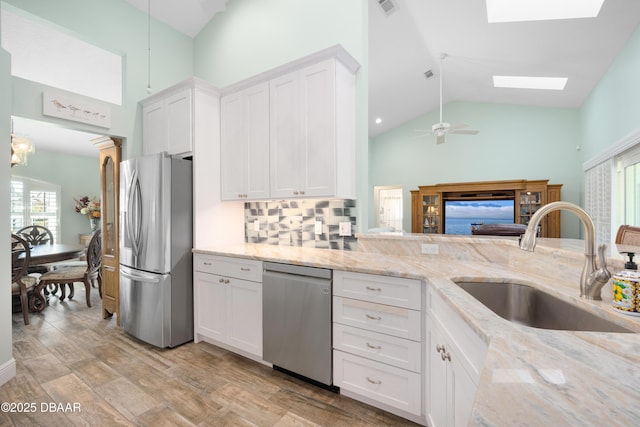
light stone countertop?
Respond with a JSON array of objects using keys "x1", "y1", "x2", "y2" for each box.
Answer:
[{"x1": 193, "y1": 233, "x2": 640, "y2": 426}]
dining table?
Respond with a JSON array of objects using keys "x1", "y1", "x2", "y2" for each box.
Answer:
[{"x1": 17, "y1": 243, "x2": 86, "y2": 312}]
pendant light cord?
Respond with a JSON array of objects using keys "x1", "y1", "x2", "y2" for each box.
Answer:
[{"x1": 146, "y1": 0, "x2": 152, "y2": 93}]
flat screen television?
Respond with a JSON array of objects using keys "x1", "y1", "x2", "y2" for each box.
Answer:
[{"x1": 444, "y1": 199, "x2": 515, "y2": 235}]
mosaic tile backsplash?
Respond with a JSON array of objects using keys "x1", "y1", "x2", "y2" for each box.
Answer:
[{"x1": 244, "y1": 199, "x2": 357, "y2": 250}]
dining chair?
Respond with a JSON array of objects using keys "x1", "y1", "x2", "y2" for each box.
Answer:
[
  {"x1": 17, "y1": 225, "x2": 56, "y2": 276},
  {"x1": 11, "y1": 234, "x2": 39, "y2": 325},
  {"x1": 37, "y1": 230, "x2": 102, "y2": 307}
]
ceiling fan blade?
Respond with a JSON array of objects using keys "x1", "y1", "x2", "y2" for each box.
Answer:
[{"x1": 450, "y1": 129, "x2": 479, "y2": 135}]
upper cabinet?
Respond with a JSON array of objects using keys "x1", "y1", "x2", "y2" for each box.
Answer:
[
  {"x1": 220, "y1": 45, "x2": 360, "y2": 201},
  {"x1": 220, "y1": 82, "x2": 270, "y2": 200},
  {"x1": 142, "y1": 78, "x2": 217, "y2": 158}
]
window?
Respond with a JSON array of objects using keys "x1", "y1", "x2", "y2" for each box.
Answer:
[
  {"x1": 616, "y1": 145, "x2": 640, "y2": 227},
  {"x1": 10, "y1": 177, "x2": 61, "y2": 242}
]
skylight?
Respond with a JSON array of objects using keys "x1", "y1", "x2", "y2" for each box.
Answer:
[
  {"x1": 493, "y1": 76, "x2": 568, "y2": 90},
  {"x1": 1, "y1": 6, "x2": 123, "y2": 105},
  {"x1": 486, "y1": 0, "x2": 605, "y2": 23}
]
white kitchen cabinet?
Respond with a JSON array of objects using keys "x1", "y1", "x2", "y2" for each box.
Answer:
[
  {"x1": 142, "y1": 78, "x2": 215, "y2": 157},
  {"x1": 426, "y1": 285, "x2": 488, "y2": 427},
  {"x1": 333, "y1": 270, "x2": 423, "y2": 420},
  {"x1": 220, "y1": 82, "x2": 270, "y2": 200},
  {"x1": 193, "y1": 254, "x2": 263, "y2": 358},
  {"x1": 270, "y1": 58, "x2": 355, "y2": 199}
]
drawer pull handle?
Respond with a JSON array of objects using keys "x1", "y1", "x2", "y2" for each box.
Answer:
[
  {"x1": 436, "y1": 344, "x2": 445, "y2": 353},
  {"x1": 104, "y1": 265, "x2": 116, "y2": 272},
  {"x1": 365, "y1": 314, "x2": 382, "y2": 321},
  {"x1": 366, "y1": 377, "x2": 382, "y2": 385},
  {"x1": 366, "y1": 342, "x2": 382, "y2": 350},
  {"x1": 240, "y1": 267, "x2": 251, "y2": 272},
  {"x1": 203, "y1": 262, "x2": 212, "y2": 266},
  {"x1": 441, "y1": 352, "x2": 451, "y2": 362},
  {"x1": 365, "y1": 286, "x2": 382, "y2": 292}
]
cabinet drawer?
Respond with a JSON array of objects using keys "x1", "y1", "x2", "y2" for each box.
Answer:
[
  {"x1": 334, "y1": 270, "x2": 421, "y2": 310},
  {"x1": 333, "y1": 350, "x2": 421, "y2": 416},
  {"x1": 333, "y1": 297, "x2": 421, "y2": 341},
  {"x1": 194, "y1": 254, "x2": 262, "y2": 282},
  {"x1": 333, "y1": 324, "x2": 421, "y2": 373}
]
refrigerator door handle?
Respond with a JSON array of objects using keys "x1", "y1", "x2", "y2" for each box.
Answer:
[
  {"x1": 120, "y1": 266, "x2": 161, "y2": 283},
  {"x1": 126, "y1": 170, "x2": 143, "y2": 258}
]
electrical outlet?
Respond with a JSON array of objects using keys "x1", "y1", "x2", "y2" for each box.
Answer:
[
  {"x1": 315, "y1": 220, "x2": 323, "y2": 235},
  {"x1": 339, "y1": 222, "x2": 352, "y2": 236},
  {"x1": 421, "y1": 243, "x2": 439, "y2": 255},
  {"x1": 253, "y1": 219, "x2": 260, "y2": 232}
]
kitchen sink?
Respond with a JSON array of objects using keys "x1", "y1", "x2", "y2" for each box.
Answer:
[{"x1": 454, "y1": 281, "x2": 633, "y2": 333}]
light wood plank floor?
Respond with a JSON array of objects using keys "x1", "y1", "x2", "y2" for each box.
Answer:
[{"x1": 2, "y1": 285, "x2": 419, "y2": 426}]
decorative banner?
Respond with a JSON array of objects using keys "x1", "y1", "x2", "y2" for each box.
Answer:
[{"x1": 43, "y1": 91, "x2": 111, "y2": 128}]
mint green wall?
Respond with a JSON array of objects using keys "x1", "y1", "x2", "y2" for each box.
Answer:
[
  {"x1": 580, "y1": 25, "x2": 640, "y2": 160},
  {"x1": 3, "y1": 0, "x2": 194, "y2": 160},
  {"x1": 194, "y1": 0, "x2": 369, "y2": 230},
  {"x1": 11, "y1": 151, "x2": 100, "y2": 245},
  {"x1": 370, "y1": 102, "x2": 583, "y2": 237},
  {"x1": 1, "y1": 39, "x2": 13, "y2": 377}
]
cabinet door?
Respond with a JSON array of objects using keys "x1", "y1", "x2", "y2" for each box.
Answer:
[
  {"x1": 166, "y1": 88, "x2": 193, "y2": 156},
  {"x1": 451, "y1": 349, "x2": 477, "y2": 427},
  {"x1": 194, "y1": 272, "x2": 226, "y2": 343},
  {"x1": 298, "y1": 59, "x2": 336, "y2": 197},
  {"x1": 226, "y1": 277, "x2": 262, "y2": 357},
  {"x1": 142, "y1": 99, "x2": 167, "y2": 155},
  {"x1": 270, "y1": 71, "x2": 301, "y2": 198},
  {"x1": 426, "y1": 319, "x2": 449, "y2": 427},
  {"x1": 221, "y1": 83, "x2": 270, "y2": 200}
]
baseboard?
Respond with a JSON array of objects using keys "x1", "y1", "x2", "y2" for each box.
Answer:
[{"x1": 0, "y1": 358, "x2": 16, "y2": 387}]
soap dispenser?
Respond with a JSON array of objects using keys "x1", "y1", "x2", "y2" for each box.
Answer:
[{"x1": 612, "y1": 252, "x2": 640, "y2": 316}]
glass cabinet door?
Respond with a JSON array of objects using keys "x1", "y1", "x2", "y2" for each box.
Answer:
[
  {"x1": 103, "y1": 155, "x2": 116, "y2": 256},
  {"x1": 422, "y1": 195, "x2": 440, "y2": 233}
]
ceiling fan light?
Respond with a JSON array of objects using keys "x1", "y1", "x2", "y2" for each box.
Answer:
[{"x1": 486, "y1": 0, "x2": 605, "y2": 23}]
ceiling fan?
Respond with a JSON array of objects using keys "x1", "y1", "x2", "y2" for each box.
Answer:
[{"x1": 430, "y1": 53, "x2": 479, "y2": 144}]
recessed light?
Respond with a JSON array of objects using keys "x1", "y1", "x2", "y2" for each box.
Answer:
[
  {"x1": 375, "y1": 117, "x2": 382, "y2": 124},
  {"x1": 486, "y1": 0, "x2": 605, "y2": 23},
  {"x1": 493, "y1": 76, "x2": 568, "y2": 90}
]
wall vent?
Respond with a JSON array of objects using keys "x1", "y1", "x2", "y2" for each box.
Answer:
[{"x1": 378, "y1": 0, "x2": 398, "y2": 15}]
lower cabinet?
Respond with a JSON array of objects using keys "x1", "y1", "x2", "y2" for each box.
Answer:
[
  {"x1": 426, "y1": 285, "x2": 488, "y2": 427},
  {"x1": 193, "y1": 254, "x2": 263, "y2": 358},
  {"x1": 332, "y1": 270, "x2": 423, "y2": 419}
]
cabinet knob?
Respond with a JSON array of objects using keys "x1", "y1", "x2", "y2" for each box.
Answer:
[
  {"x1": 300, "y1": 190, "x2": 305, "y2": 195},
  {"x1": 219, "y1": 278, "x2": 225, "y2": 283},
  {"x1": 224, "y1": 279, "x2": 230, "y2": 284},
  {"x1": 293, "y1": 191, "x2": 299, "y2": 195},
  {"x1": 441, "y1": 351, "x2": 451, "y2": 362},
  {"x1": 436, "y1": 344, "x2": 445, "y2": 353}
]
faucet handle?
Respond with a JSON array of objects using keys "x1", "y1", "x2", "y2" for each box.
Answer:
[{"x1": 597, "y1": 243, "x2": 609, "y2": 270}]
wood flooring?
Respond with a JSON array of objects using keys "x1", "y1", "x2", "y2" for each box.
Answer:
[{"x1": 2, "y1": 285, "x2": 418, "y2": 426}]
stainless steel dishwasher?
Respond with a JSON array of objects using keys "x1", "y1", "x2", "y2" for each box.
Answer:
[{"x1": 263, "y1": 262, "x2": 334, "y2": 388}]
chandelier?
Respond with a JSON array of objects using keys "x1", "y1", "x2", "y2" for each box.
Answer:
[{"x1": 10, "y1": 120, "x2": 35, "y2": 167}]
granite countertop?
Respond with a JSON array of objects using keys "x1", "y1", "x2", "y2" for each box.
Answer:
[{"x1": 193, "y1": 233, "x2": 640, "y2": 426}]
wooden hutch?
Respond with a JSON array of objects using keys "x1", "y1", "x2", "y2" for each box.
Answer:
[{"x1": 411, "y1": 179, "x2": 562, "y2": 237}]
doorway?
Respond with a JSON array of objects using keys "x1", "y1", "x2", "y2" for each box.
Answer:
[{"x1": 374, "y1": 186, "x2": 403, "y2": 231}]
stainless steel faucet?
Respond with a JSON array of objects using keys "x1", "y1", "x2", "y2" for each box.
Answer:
[{"x1": 519, "y1": 201, "x2": 611, "y2": 300}]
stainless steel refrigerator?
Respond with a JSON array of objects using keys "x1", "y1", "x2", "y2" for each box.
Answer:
[{"x1": 119, "y1": 152, "x2": 193, "y2": 348}]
